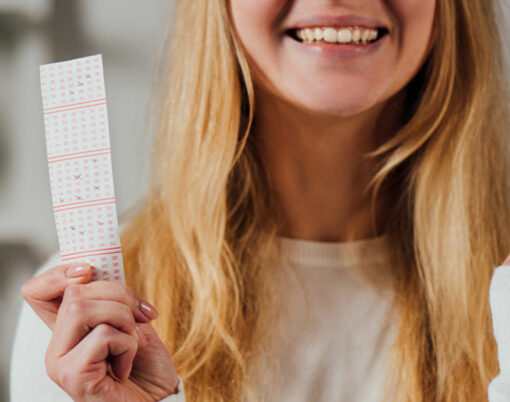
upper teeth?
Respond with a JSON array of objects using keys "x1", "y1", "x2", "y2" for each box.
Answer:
[{"x1": 296, "y1": 26, "x2": 379, "y2": 44}]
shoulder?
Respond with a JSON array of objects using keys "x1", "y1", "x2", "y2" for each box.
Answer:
[
  {"x1": 489, "y1": 264, "x2": 510, "y2": 310},
  {"x1": 488, "y1": 265, "x2": 510, "y2": 402},
  {"x1": 10, "y1": 250, "x2": 72, "y2": 401}
]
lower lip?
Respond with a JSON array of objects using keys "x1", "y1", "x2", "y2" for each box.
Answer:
[{"x1": 284, "y1": 34, "x2": 388, "y2": 59}]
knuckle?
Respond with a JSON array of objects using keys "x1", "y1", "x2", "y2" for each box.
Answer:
[
  {"x1": 85, "y1": 376, "x2": 112, "y2": 395},
  {"x1": 112, "y1": 282, "x2": 135, "y2": 305},
  {"x1": 44, "y1": 350, "x2": 60, "y2": 384},
  {"x1": 20, "y1": 279, "x2": 34, "y2": 300},
  {"x1": 95, "y1": 323, "x2": 115, "y2": 339},
  {"x1": 57, "y1": 366, "x2": 75, "y2": 390},
  {"x1": 63, "y1": 284, "x2": 82, "y2": 301},
  {"x1": 65, "y1": 299, "x2": 86, "y2": 316},
  {"x1": 124, "y1": 285, "x2": 137, "y2": 302}
]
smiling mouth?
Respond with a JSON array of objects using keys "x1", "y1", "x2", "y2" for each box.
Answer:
[{"x1": 286, "y1": 26, "x2": 389, "y2": 45}]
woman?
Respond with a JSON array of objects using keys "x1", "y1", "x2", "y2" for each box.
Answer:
[{"x1": 11, "y1": 0, "x2": 510, "y2": 401}]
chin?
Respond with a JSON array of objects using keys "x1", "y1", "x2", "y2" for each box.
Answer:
[
  {"x1": 295, "y1": 96, "x2": 381, "y2": 119},
  {"x1": 283, "y1": 80, "x2": 383, "y2": 116}
]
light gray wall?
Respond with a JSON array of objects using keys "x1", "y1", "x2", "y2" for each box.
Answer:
[
  {"x1": 0, "y1": 1, "x2": 174, "y2": 399},
  {"x1": 0, "y1": 0, "x2": 175, "y2": 258}
]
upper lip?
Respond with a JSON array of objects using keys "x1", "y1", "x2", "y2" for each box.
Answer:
[{"x1": 285, "y1": 14, "x2": 390, "y2": 32}]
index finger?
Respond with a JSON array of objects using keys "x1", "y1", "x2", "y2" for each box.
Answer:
[
  {"x1": 62, "y1": 280, "x2": 157, "y2": 324},
  {"x1": 21, "y1": 262, "x2": 92, "y2": 328}
]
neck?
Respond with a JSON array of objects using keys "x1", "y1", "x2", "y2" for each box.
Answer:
[{"x1": 254, "y1": 85, "x2": 406, "y2": 242}]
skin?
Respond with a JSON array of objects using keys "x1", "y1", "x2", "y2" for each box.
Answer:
[
  {"x1": 26, "y1": 1, "x2": 505, "y2": 401},
  {"x1": 21, "y1": 263, "x2": 179, "y2": 401},
  {"x1": 230, "y1": 0, "x2": 437, "y2": 241}
]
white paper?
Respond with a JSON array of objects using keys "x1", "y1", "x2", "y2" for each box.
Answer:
[{"x1": 39, "y1": 54, "x2": 125, "y2": 283}]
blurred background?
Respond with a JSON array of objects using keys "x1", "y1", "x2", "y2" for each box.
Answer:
[
  {"x1": 0, "y1": 0, "x2": 174, "y2": 400},
  {"x1": 1, "y1": 1, "x2": 510, "y2": 402}
]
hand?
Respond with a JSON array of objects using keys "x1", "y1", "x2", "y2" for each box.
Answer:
[{"x1": 21, "y1": 262, "x2": 179, "y2": 402}]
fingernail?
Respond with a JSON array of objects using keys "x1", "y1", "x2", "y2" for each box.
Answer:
[
  {"x1": 135, "y1": 325, "x2": 145, "y2": 345},
  {"x1": 65, "y1": 264, "x2": 91, "y2": 278},
  {"x1": 138, "y1": 299, "x2": 158, "y2": 320}
]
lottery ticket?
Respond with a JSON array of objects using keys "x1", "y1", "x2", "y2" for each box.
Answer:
[{"x1": 39, "y1": 54, "x2": 125, "y2": 283}]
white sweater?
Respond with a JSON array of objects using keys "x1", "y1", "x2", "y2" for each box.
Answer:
[{"x1": 10, "y1": 234, "x2": 510, "y2": 401}]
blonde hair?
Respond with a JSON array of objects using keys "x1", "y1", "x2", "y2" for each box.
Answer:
[{"x1": 120, "y1": 0, "x2": 510, "y2": 400}]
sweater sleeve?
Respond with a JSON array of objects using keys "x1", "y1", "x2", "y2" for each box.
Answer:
[
  {"x1": 10, "y1": 252, "x2": 73, "y2": 401},
  {"x1": 488, "y1": 264, "x2": 510, "y2": 402},
  {"x1": 10, "y1": 252, "x2": 186, "y2": 402},
  {"x1": 158, "y1": 376, "x2": 186, "y2": 401}
]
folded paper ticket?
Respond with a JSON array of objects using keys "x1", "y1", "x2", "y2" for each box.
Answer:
[{"x1": 39, "y1": 54, "x2": 125, "y2": 283}]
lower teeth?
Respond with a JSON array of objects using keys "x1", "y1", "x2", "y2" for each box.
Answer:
[
  {"x1": 298, "y1": 36, "x2": 379, "y2": 45},
  {"x1": 303, "y1": 39, "x2": 376, "y2": 45}
]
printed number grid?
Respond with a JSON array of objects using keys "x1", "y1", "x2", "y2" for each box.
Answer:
[{"x1": 40, "y1": 54, "x2": 125, "y2": 283}]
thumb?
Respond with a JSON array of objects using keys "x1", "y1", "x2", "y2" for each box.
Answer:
[
  {"x1": 135, "y1": 323, "x2": 172, "y2": 357},
  {"x1": 131, "y1": 323, "x2": 179, "y2": 396}
]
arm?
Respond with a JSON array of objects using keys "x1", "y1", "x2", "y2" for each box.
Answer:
[
  {"x1": 488, "y1": 264, "x2": 510, "y2": 401},
  {"x1": 10, "y1": 253, "x2": 73, "y2": 401}
]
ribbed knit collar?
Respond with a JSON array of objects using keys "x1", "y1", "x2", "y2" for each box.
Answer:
[{"x1": 276, "y1": 233, "x2": 391, "y2": 268}]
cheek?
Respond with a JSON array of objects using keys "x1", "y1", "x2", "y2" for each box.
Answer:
[
  {"x1": 388, "y1": 0, "x2": 436, "y2": 81},
  {"x1": 230, "y1": 0, "x2": 285, "y2": 51},
  {"x1": 230, "y1": 0, "x2": 437, "y2": 117},
  {"x1": 230, "y1": 0, "x2": 289, "y2": 88}
]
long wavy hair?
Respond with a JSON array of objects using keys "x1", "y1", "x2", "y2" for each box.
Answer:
[{"x1": 120, "y1": 0, "x2": 510, "y2": 400}]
